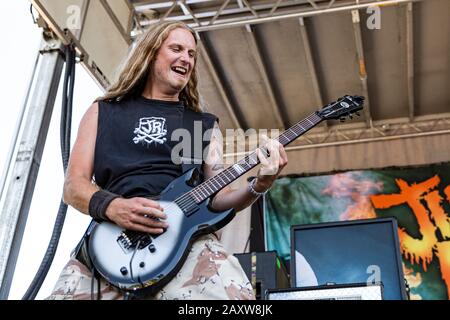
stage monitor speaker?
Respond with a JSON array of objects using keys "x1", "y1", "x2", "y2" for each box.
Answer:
[
  {"x1": 266, "y1": 282, "x2": 384, "y2": 300},
  {"x1": 234, "y1": 251, "x2": 289, "y2": 300}
]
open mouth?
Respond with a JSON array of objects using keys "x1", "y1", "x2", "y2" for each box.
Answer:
[{"x1": 171, "y1": 66, "x2": 188, "y2": 77}]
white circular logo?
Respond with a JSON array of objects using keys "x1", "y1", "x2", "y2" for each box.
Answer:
[{"x1": 340, "y1": 102, "x2": 350, "y2": 108}]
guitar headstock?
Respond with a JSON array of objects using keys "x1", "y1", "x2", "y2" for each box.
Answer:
[{"x1": 317, "y1": 95, "x2": 365, "y2": 122}]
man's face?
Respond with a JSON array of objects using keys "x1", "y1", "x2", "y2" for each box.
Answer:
[{"x1": 151, "y1": 28, "x2": 197, "y2": 94}]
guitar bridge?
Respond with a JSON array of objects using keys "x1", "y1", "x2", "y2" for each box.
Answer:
[{"x1": 117, "y1": 231, "x2": 152, "y2": 252}]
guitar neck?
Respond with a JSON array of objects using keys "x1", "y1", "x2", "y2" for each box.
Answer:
[{"x1": 187, "y1": 112, "x2": 323, "y2": 203}]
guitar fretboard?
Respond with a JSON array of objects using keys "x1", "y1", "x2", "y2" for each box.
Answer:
[{"x1": 181, "y1": 112, "x2": 323, "y2": 204}]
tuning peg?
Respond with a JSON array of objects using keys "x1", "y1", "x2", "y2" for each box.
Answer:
[
  {"x1": 354, "y1": 96, "x2": 365, "y2": 104},
  {"x1": 356, "y1": 112, "x2": 361, "y2": 117}
]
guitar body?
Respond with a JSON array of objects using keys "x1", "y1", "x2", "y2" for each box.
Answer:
[{"x1": 87, "y1": 168, "x2": 235, "y2": 295}]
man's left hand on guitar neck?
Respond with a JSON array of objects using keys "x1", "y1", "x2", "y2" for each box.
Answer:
[{"x1": 253, "y1": 134, "x2": 288, "y2": 193}]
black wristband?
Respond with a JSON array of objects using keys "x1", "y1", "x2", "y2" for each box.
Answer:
[{"x1": 88, "y1": 190, "x2": 120, "y2": 222}]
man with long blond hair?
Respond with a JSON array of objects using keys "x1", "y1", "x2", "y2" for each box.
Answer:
[{"x1": 47, "y1": 21, "x2": 288, "y2": 300}]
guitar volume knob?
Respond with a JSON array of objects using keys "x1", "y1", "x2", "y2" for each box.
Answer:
[{"x1": 120, "y1": 267, "x2": 128, "y2": 276}]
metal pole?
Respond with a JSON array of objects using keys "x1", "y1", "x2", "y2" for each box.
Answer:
[
  {"x1": 406, "y1": 2, "x2": 415, "y2": 121},
  {"x1": 0, "y1": 36, "x2": 64, "y2": 299},
  {"x1": 191, "y1": 0, "x2": 421, "y2": 32},
  {"x1": 0, "y1": 48, "x2": 40, "y2": 203},
  {"x1": 351, "y1": 9, "x2": 373, "y2": 128}
]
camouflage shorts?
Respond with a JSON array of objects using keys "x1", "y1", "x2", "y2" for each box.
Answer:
[{"x1": 46, "y1": 234, "x2": 255, "y2": 300}]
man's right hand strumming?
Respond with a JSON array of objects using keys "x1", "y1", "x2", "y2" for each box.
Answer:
[{"x1": 105, "y1": 197, "x2": 168, "y2": 235}]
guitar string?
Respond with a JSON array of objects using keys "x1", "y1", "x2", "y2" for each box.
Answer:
[
  {"x1": 162, "y1": 101, "x2": 348, "y2": 210},
  {"x1": 173, "y1": 113, "x2": 322, "y2": 208},
  {"x1": 174, "y1": 112, "x2": 322, "y2": 207},
  {"x1": 173, "y1": 107, "x2": 351, "y2": 211}
]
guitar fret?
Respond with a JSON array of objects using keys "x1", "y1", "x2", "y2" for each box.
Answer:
[
  {"x1": 204, "y1": 183, "x2": 214, "y2": 194},
  {"x1": 205, "y1": 184, "x2": 215, "y2": 194},
  {"x1": 220, "y1": 173, "x2": 230, "y2": 183},
  {"x1": 220, "y1": 174, "x2": 228, "y2": 184},
  {"x1": 295, "y1": 124, "x2": 305, "y2": 132},
  {"x1": 232, "y1": 164, "x2": 245, "y2": 175},
  {"x1": 288, "y1": 128, "x2": 296, "y2": 137},
  {"x1": 189, "y1": 191, "x2": 200, "y2": 203},
  {"x1": 187, "y1": 189, "x2": 199, "y2": 201},
  {"x1": 225, "y1": 169, "x2": 236, "y2": 181},
  {"x1": 285, "y1": 131, "x2": 295, "y2": 139},
  {"x1": 198, "y1": 188, "x2": 208, "y2": 198},
  {"x1": 193, "y1": 188, "x2": 203, "y2": 199},
  {"x1": 216, "y1": 175, "x2": 227, "y2": 185},
  {"x1": 210, "y1": 178, "x2": 220, "y2": 190},
  {"x1": 249, "y1": 153, "x2": 258, "y2": 165},
  {"x1": 279, "y1": 136, "x2": 288, "y2": 144},
  {"x1": 190, "y1": 188, "x2": 199, "y2": 199}
]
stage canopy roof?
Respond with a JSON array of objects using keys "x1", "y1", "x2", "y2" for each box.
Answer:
[{"x1": 31, "y1": 0, "x2": 449, "y2": 169}]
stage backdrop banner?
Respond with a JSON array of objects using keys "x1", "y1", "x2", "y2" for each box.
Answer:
[{"x1": 264, "y1": 162, "x2": 450, "y2": 300}]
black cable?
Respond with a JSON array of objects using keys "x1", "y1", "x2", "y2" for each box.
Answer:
[
  {"x1": 90, "y1": 267, "x2": 101, "y2": 300},
  {"x1": 22, "y1": 44, "x2": 76, "y2": 300},
  {"x1": 91, "y1": 268, "x2": 95, "y2": 300},
  {"x1": 65, "y1": 45, "x2": 75, "y2": 167},
  {"x1": 60, "y1": 46, "x2": 71, "y2": 163},
  {"x1": 30, "y1": 4, "x2": 37, "y2": 24},
  {"x1": 97, "y1": 271, "x2": 101, "y2": 300},
  {"x1": 124, "y1": 242, "x2": 141, "y2": 301},
  {"x1": 243, "y1": 231, "x2": 251, "y2": 253},
  {"x1": 129, "y1": 240, "x2": 141, "y2": 282}
]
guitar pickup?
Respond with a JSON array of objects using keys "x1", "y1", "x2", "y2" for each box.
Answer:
[{"x1": 183, "y1": 205, "x2": 199, "y2": 217}]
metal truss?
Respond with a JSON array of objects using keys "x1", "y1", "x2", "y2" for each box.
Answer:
[
  {"x1": 222, "y1": 113, "x2": 450, "y2": 157},
  {"x1": 132, "y1": 0, "x2": 422, "y2": 33},
  {"x1": 287, "y1": 114, "x2": 450, "y2": 150}
]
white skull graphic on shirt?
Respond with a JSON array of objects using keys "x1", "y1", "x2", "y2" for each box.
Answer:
[{"x1": 133, "y1": 117, "x2": 167, "y2": 146}]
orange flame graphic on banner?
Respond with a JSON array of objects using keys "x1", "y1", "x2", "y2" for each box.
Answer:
[
  {"x1": 371, "y1": 175, "x2": 450, "y2": 298},
  {"x1": 322, "y1": 173, "x2": 382, "y2": 220}
]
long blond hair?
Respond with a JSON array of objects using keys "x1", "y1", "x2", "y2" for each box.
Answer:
[{"x1": 97, "y1": 21, "x2": 201, "y2": 112}]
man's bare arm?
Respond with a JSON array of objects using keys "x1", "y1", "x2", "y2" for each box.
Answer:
[
  {"x1": 63, "y1": 102, "x2": 100, "y2": 213},
  {"x1": 63, "y1": 102, "x2": 167, "y2": 234}
]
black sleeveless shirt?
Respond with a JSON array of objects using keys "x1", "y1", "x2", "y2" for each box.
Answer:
[{"x1": 94, "y1": 96, "x2": 217, "y2": 198}]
